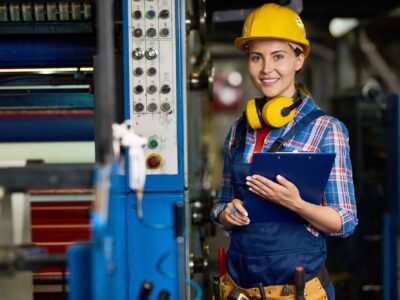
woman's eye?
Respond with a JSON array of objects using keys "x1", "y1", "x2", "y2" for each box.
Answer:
[
  {"x1": 250, "y1": 55, "x2": 261, "y2": 62},
  {"x1": 274, "y1": 54, "x2": 284, "y2": 61}
]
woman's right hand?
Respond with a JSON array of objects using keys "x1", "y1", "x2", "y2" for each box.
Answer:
[{"x1": 219, "y1": 198, "x2": 250, "y2": 228}]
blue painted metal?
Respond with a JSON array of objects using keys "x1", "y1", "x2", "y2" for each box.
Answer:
[
  {"x1": 67, "y1": 242, "x2": 92, "y2": 300},
  {"x1": 0, "y1": 94, "x2": 93, "y2": 109},
  {"x1": 383, "y1": 213, "x2": 398, "y2": 300},
  {"x1": 0, "y1": 36, "x2": 95, "y2": 67},
  {"x1": 384, "y1": 93, "x2": 400, "y2": 300},
  {"x1": 126, "y1": 192, "x2": 183, "y2": 299},
  {"x1": 90, "y1": 162, "x2": 129, "y2": 300},
  {"x1": 122, "y1": 0, "x2": 187, "y2": 298},
  {"x1": 0, "y1": 115, "x2": 94, "y2": 141}
]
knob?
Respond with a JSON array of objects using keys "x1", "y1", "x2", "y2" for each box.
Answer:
[
  {"x1": 146, "y1": 28, "x2": 157, "y2": 37},
  {"x1": 134, "y1": 102, "x2": 145, "y2": 112},
  {"x1": 132, "y1": 48, "x2": 144, "y2": 60},
  {"x1": 132, "y1": 10, "x2": 142, "y2": 19},
  {"x1": 146, "y1": 153, "x2": 163, "y2": 169},
  {"x1": 159, "y1": 9, "x2": 170, "y2": 19},
  {"x1": 147, "y1": 85, "x2": 157, "y2": 94},
  {"x1": 146, "y1": 10, "x2": 156, "y2": 19},
  {"x1": 161, "y1": 102, "x2": 171, "y2": 112},
  {"x1": 145, "y1": 48, "x2": 158, "y2": 60},
  {"x1": 147, "y1": 67, "x2": 157, "y2": 76},
  {"x1": 159, "y1": 28, "x2": 169, "y2": 37},
  {"x1": 133, "y1": 28, "x2": 143, "y2": 38},
  {"x1": 147, "y1": 102, "x2": 158, "y2": 112},
  {"x1": 134, "y1": 67, "x2": 143, "y2": 76},
  {"x1": 134, "y1": 85, "x2": 144, "y2": 94},
  {"x1": 160, "y1": 84, "x2": 171, "y2": 94}
]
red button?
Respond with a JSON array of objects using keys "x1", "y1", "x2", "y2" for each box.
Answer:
[{"x1": 146, "y1": 154, "x2": 162, "y2": 169}]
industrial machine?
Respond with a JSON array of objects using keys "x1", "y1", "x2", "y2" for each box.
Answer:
[
  {"x1": 10, "y1": 1, "x2": 400, "y2": 300},
  {"x1": 0, "y1": 0, "x2": 211, "y2": 299}
]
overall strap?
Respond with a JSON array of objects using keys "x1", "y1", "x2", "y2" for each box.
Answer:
[
  {"x1": 269, "y1": 109, "x2": 326, "y2": 153},
  {"x1": 229, "y1": 113, "x2": 247, "y2": 159}
]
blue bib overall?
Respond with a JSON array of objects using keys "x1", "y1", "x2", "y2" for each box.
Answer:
[{"x1": 225, "y1": 117, "x2": 335, "y2": 298}]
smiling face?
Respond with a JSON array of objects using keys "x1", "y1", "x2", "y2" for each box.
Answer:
[{"x1": 247, "y1": 39, "x2": 305, "y2": 99}]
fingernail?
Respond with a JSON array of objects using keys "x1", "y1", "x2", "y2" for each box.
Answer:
[{"x1": 246, "y1": 176, "x2": 252, "y2": 180}]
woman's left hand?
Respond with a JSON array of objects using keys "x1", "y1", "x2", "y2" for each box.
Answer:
[{"x1": 246, "y1": 174, "x2": 303, "y2": 211}]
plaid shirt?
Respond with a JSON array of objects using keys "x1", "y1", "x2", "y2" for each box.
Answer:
[{"x1": 212, "y1": 96, "x2": 358, "y2": 237}]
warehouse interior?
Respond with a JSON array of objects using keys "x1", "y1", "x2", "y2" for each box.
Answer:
[{"x1": 0, "y1": 0, "x2": 399, "y2": 299}]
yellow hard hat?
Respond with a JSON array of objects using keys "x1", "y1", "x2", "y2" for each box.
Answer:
[{"x1": 234, "y1": 3, "x2": 310, "y2": 57}]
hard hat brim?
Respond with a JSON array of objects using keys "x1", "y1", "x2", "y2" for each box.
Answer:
[{"x1": 234, "y1": 36, "x2": 310, "y2": 58}]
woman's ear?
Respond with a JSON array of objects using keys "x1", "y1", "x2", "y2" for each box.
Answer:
[{"x1": 295, "y1": 53, "x2": 305, "y2": 71}]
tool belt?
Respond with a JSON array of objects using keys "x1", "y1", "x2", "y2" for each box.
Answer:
[{"x1": 218, "y1": 266, "x2": 330, "y2": 300}]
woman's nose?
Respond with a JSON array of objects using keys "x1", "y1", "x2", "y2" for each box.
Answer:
[{"x1": 261, "y1": 60, "x2": 273, "y2": 73}]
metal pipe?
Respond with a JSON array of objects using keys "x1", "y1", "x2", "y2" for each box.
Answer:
[{"x1": 94, "y1": 0, "x2": 116, "y2": 163}]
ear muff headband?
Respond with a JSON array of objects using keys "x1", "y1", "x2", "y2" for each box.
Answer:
[{"x1": 246, "y1": 96, "x2": 303, "y2": 129}]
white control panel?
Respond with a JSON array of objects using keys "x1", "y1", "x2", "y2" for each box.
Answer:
[{"x1": 128, "y1": 0, "x2": 178, "y2": 175}]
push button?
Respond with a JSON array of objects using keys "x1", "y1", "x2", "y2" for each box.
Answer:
[
  {"x1": 146, "y1": 153, "x2": 163, "y2": 169},
  {"x1": 148, "y1": 136, "x2": 160, "y2": 149}
]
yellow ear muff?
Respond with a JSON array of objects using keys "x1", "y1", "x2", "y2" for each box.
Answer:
[
  {"x1": 245, "y1": 96, "x2": 300, "y2": 129},
  {"x1": 246, "y1": 98, "x2": 264, "y2": 130},
  {"x1": 262, "y1": 96, "x2": 296, "y2": 128}
]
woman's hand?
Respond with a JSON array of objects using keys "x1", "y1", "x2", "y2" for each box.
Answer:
[
  {"x1": 246, "y1": 174, "x2": 303, "y2": 211},
  {"x1": 246, "y1": 174, "x2": 343, "y2": 233},
  {"x1": 219, "y1": 198, "x2": 250, "y2": 229}
]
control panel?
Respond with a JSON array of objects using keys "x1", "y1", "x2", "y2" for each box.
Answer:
[{"x1": 125, "y1": 0, "x2": 183, "y2": 179}]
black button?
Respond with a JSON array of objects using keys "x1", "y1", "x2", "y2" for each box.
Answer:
[
  {"x1": 147, "y1": 67, "x2": 157, "y2": 76},
  {"x1": 134, "y1": 103, "x2": 145, "y2": 112},
  {"x1": 132, "y1": 10, "x2": 142, "y2": 19}
]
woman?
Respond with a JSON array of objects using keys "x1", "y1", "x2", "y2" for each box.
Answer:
[{"x1": 212, "y1": 3, "x2": 358, "y2": 299}]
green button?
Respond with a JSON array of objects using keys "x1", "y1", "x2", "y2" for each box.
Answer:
[{"x1": 149, "y1": 139, "x2": 158, "y2": 148}]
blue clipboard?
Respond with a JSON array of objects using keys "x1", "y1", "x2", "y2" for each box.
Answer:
[{"x1": 245, "y1": 152, "x2": 336, "y2": 223}]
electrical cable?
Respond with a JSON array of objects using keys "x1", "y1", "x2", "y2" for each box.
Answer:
[
  {"x1": 155, "y1": 251, "x2": 204, "y2": 300},
  {"x1": 136, "y1": 193, "x2": 172, "y2": 230},
  {"x1": 186, "y1": 279, "x2": 203, "y2": 300}
]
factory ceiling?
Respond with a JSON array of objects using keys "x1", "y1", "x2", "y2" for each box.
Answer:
[{"x1": 204, "y1": 0, "x2": 400, "y2": 45}]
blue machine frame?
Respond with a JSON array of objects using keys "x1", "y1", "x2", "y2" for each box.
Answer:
[
  {"x1": 384, "y1": 93, "x2": 400, "y2": 300},
  {"x1": 68, "y1": 1, "x2": 187, "y2": 299},
  {"x1": 122, "y1": 0, "x2": 187, "y2": 298}
]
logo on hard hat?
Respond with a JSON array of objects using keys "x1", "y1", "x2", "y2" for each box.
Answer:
[{"x1": 296, "y1": 16, "x2": 304, "y2": 28}]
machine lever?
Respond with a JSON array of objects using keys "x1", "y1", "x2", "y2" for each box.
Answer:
[
  {"x1": 137, "y1": 280, "x2": 152, "y2": 300},
  {"x1": 156, "y1": 290, "x2": 170, "y2": 300}
]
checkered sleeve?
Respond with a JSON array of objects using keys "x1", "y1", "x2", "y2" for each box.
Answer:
[
  {"x1": 321, "y1": 118, "x2": 358, "y2": 237},
  {"x1": 211, "y1": 123, "x2": 236, "y2": 229}
]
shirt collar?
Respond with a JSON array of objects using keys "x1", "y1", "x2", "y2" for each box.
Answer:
[{"x1": 293, "y1": 96, "x2": 317, "y2": 123}]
